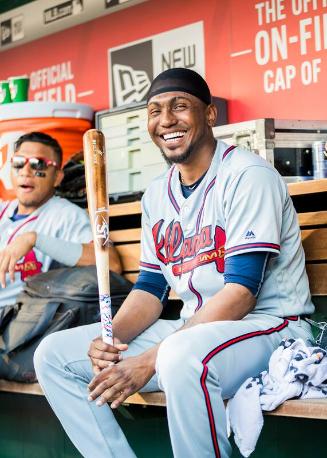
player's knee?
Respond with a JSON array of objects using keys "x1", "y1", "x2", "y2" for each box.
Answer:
[
  {"x1": 156, "y1": 332, "x2": 199, "y2": 387},
  {"x1": 34, "y1": 331, "x2": 64, "y2": 378}
]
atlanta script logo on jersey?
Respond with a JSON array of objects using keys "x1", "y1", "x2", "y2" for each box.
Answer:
[
  {"x1": 15, "y1": 250, "x2": 42, "y2": 280},
  {"x1": 152, "y1": 220, "x2": 226, "y2": 275}
]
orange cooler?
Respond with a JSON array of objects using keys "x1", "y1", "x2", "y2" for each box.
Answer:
[{"x1": 0, "y1": 101, "x2": 93, "y2": 200}]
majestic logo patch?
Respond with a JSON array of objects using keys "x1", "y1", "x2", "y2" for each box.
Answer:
[
  {"x1": 152, "y1": 220, "x2": 225, "y2": 275},
  {"x1": 245, "y1": 230, "x2": 256, "y2": 239}
]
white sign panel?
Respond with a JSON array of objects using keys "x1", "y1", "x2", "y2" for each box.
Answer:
[{"x1": 109, "y1": 22, "x2": 205, "y2": 107}]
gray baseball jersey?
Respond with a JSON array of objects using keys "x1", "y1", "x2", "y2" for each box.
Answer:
[
  {"x1": 140, "y1": 140, "x2": 314, "y2": 319},
  {"x1": 0, "y1": 196, "x2": 92, "y2": 307}
]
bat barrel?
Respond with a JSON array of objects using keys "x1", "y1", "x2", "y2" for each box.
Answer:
[{"x1": 83, "y1": 129, "x2": 113, "y2": 344}]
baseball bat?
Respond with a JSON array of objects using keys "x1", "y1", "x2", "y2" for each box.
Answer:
[{"x1": 83, "y1": 129, "x2": 113, "y2": 345}]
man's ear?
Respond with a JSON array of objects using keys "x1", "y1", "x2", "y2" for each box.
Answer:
[
  {"x1": 206, "y1": 103, "x2": 218, "y2": 128},
  {"x1": 54, "y1": 169, "x2": 64, "y2": 187}
]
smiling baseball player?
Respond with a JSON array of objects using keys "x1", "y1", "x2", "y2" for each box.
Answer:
[{"x1": 34, "y1": 69, "x2": 314, "y2": 458}]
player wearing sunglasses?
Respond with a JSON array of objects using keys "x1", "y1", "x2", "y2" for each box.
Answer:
[
  {"x1": 0, "y1": 131, "x2": 94, "y2": 308},
  {"x1": 11, "y1": 155, "x2": 58, "y2": 172}
]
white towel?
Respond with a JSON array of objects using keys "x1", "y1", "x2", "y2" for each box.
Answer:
[{"x1": 227, "y1": 339, "x2": 327, "y2": 457}]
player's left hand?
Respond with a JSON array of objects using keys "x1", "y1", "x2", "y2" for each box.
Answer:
[
  {"x1": 0, "y1": 232, "x2": 36, "y2": 288},
  {"x1": 87, "y1": 350, "x2": 156, "y2": 409}
]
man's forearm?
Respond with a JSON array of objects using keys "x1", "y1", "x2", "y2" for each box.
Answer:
[
  {"x1": 112, "y1": 289, "x2": 163, "y2": 344},
  {"x1": 35, "y1": 233, "x2": 83, "y2": 266},
  {"x1": 182, "y1": 283, "x2": 256, "y2": 330},
  {"x1": 77, "y1": 243, "x2": 122, "y2": 275},
  {"x1": 35, "y1": 233, "x2": 122, "y2": 274}
]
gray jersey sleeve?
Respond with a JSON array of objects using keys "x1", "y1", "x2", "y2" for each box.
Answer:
[
  {"x1": 139, "y1": 195, "x2": 162, "y2": 273},
  {"x1": 52, "y1": 201, "x2": 93, "y2": 243},
  {"x1": 224, "y1": 165, "x2": 286, "y2": 258},
  {"x1": 0, "y1": 201, "x2": 9, "y2": 219}
]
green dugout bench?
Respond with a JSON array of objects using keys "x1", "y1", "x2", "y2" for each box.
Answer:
[{"x1": 0, "y1": 179, "x2": 326, "y2": 457}]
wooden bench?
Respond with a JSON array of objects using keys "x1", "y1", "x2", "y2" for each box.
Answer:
[{"x1": 0, "y1": 179, "x2": 326, "y2": 421}]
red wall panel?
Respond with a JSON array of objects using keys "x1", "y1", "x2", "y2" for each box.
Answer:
[{"x1": 0, "y1": 0, "x2": 326, "y2": 121}]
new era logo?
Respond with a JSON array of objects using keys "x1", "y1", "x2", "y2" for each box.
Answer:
[
  {"x1": 110, "y1": 39, "x2": 153, "y2": 107},
  {"x1": 245, "y1": 230, "x2": 255, "y2": 239},
  {"x1": 112, "y1": 63, "x2": 151, "y2": 106}
]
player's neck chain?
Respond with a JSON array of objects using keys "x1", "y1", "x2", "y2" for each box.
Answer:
[
  {"x1": 179, "y1": 170, "x2": 208, "y2": 190},
  {"x1": 179, "y1": 140, "x2": 216, "y2": 191}
]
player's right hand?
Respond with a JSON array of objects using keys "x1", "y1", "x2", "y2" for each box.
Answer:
[
  {"x1": 0, "y1": 231, "x2": 36, "y2": 288},
  {"x1": 88, "y1": 336, "x2": 128, "y2": 375}
]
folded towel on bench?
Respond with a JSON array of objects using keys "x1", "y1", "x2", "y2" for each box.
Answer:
[{"x1": 227, "y1": 338, "x2": 327, "y2": 457}]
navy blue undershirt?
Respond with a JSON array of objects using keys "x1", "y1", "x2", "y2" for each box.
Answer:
[
  {"x1": 134, "y1": 251, "x2": 269, "y2": 307},
  {"x1": 224, "y1": 252, "x2": 270, "y2": 297},
  {"x1": 133, "y1": 270, "x2": 171, "y2": 307},
  {"x1": 180, "y1": 172, "x2": 206, "y2": 198},
  {"x1": 10, "y1": 208, "x2": 29, "y2": 222}
]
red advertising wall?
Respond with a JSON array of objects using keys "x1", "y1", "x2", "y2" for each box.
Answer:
[{"x1": 0, "y1": 0, "x2": 326, "y2": 121}]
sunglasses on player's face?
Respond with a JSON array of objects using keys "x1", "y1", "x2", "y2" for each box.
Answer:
[{"x1": 11, "y1": 155, "x2": 58, "y2": 171}]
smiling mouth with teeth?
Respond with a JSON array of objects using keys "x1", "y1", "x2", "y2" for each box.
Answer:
[{"x1": 162, "y1": 131, "x2": 186, "y2": 142}]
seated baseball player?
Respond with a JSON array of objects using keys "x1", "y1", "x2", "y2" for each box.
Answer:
[
  {"x1": 0, "y1": 131, "x2": 121, "y2": 309},
  {"x1": 34, "y1": 69, "x2": 314, "y2": 458}
]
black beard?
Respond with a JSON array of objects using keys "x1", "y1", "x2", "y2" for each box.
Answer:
[{"x1": 160, "y1": 144, "x2": 195, "y2": 165}]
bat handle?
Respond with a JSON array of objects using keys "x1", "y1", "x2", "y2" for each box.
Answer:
[
  {"x1": 96, "y1": 250, "x2": 113, "y2": 345},
  {"x1": 99, "y1": 293, "x2": 113, "y2": 345}
]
